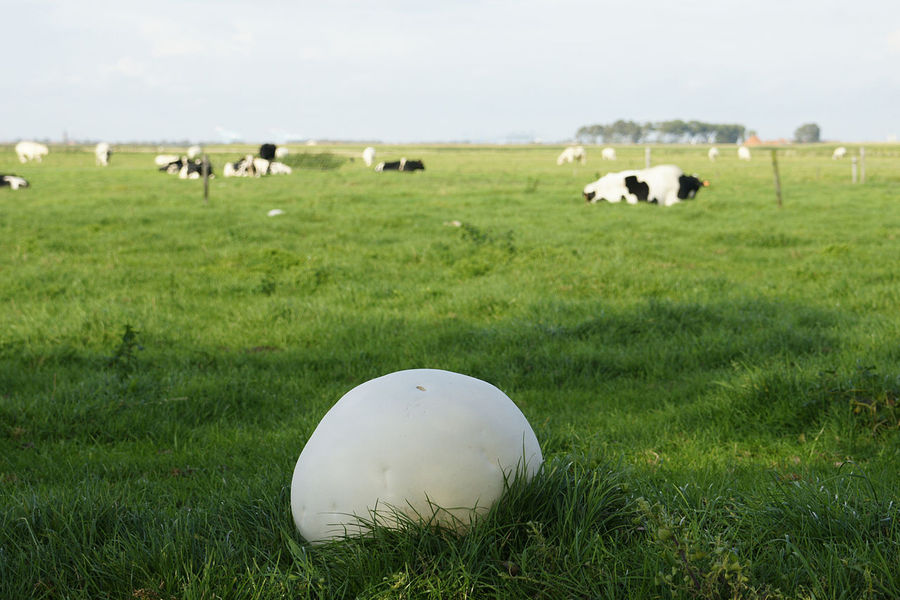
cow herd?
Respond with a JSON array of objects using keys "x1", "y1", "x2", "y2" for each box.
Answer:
[
  {"x1": 0, "y1": 142, "x2": 857, "y2": 210},
  {"x1": 154, "y1": 143, "x2": 295, "y2": 179}
]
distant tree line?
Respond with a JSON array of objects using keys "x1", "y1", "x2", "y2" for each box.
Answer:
[{"x1": 575, "y1": 120, "x2": 748, "y2": 144}]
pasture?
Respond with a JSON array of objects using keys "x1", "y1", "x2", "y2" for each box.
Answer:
[{"x1": 2, "y1": 143, "x2": 899, "y2": 599}]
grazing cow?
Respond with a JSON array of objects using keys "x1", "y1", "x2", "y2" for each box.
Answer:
[
  {"x1": 155, "y1": 154, "x2": 179, "y2": 167},
  {"x1": 601, "y1": 147, "x2": 617, "y2": 160},
  {"x1": 708, "y1": 147, "x2": 719, "y2": 161},
  {"x1": 1, "y1": 174, "x2": 29, "y2": 190},
  {"x1": 362, "y1": 146, "x2": 376, "y2": 166},
  {"x1": 374, "y1": 158, "x2": 425, "y2": 172},
  {"x1": 95, "y1": 142, "x2": 111, "y2": 166},
  {"x1": 832, "y1": 146, "x2": 847, "y2": 159},
  {"x1": 187, "y1": 145, "x2": 202, "y2": 159},
  {"x1": 15, "y1": 141, "x2": 49, "y2": 163},
  {"x1": 583, "y1": 165, "x2": 709, "y2": 207},
  {"x1": 557, "y1": 145, "x2": 586, "y2": 165},
  {"x1": 737, "y1": 146, "x2": 751, "y2": 161}
]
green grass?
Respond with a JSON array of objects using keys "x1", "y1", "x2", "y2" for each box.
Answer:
[{"x1": 1, "y1": 143, "x2": 899, "y2": 599}]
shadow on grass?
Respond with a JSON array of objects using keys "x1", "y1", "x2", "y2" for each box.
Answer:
[{"x1": 1, "y1": 296, "x2": 855, "y2": 447}]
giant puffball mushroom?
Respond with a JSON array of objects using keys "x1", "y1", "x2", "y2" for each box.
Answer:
[{"x1": 290, "y1": 368, "x2": 543, "y2": 544}]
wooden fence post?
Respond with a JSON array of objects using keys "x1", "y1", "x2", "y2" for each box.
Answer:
[
  {"x1": 771, "y1": 149, "x2": 782, "y2": 207},
  {"x1": 860, "y1": 146, "x2": 866, "y2": 184},
  {"x1": 644, "y1": 147, "x2": 651, "y2": 168},
  {"x1": 851, "y1": 157, "x2": 858, "y2": 184},
  {"x1": 202, "y1": 153, "x2": 210, "y2": 203}
]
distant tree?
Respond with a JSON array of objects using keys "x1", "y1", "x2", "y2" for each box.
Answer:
[
  {"x1": 575, "y1": 126, "x2": 594, "y2": 143},
  {"x1": 575, "y1": 124, "x2": 608, "y2": 143},
  {"x1": 794, "y1": 123, "x2": 821, "y2": 143},
  {"x1": 712, "y1": 124, "x2": 746, "y2": 144}
]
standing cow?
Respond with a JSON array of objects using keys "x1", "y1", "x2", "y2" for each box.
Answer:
[
  {"x1": 557, "y1": 146, "x2": 586, "y2": 165},
  {"x1": 737, "y1": 146, "x2": 751, "y2": 161},
  {"x1": 15, "y1": 141, "x2": 49, "y2": 163},
  {"x1": 708, "y1": 147, "x2": 719, "y2": 161},
  {"x1": 362, "y1": 146, "x2": 376, "y2": 166},
  {"x1": 95, "y1": 142, "x2": 111, "y2": 166},
  {"x1": 601, "y1": 147, "x2": 617, "y2": 160}
]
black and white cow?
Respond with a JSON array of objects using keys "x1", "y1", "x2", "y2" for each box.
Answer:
[
  {"x1": 583, "y1": 165, "x2": 708, "y2": 206},
  {"x1": 223, "y1": 154, "x2": 292, "y2": 177},
  {"x1": 374, "y1": 158, "x2": 425, "y2": 172},
  {"x1": 259, "y1": 143, "x2": 277, "y2": 161},
  {"x1": 95, "y1": 142, "x2": 111, "y2": 166},
  {"x1": 159, "y1": 157, "x2": 185, "y2": 174},
  {"x1": 158, "y1": 157, "x2": 214, "y2": 179},
  {"x1": 179, "y1": 158, "x2": 214, "y2": 179},
  {"x1": 1, "y1": 175, "x2": 29, "y2": 190}
]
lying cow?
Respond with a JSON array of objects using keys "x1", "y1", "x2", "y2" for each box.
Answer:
[
  {"x1": 259, "y1": 143, "x2": 277, "y2": 161},
  {"x1": 95, "y1": 142, "x2": 111, "y2": 166},
  {"x1": 158, "y1": 157, "x2": 214, "y2": 178},
  {"x1": 155, "y1": 154, "x2": 179, "y2": 167},
  {"x1": 268, "y1": 161, "x2": 292, "y2": 175},
  {"x1": 375, "y1": 158, "x2": 425, "y2": 172},
  {"x1": 15, "y1": 141, "x2": 49, "y2": 163},
  {"x1": 738, "y1": 146, "x2": 751, "y2": 161},
  {"x1": 224, "y1": 155, "x2": 257, "y2": 177},
  {"x1": 224, "y1": 155, "x2": 293, "y2": 177},
  {"x1": 1, "y1": 174, "x2": 29, "y2": 190},
  {"x1": 601, "y1": 147, "x2": 617, "y2": 160},
  {"x1": 159, "y1": 157, "x2": 186, "y2": 174},
  {"x1": 832, "y1": 146, "x2": 847, "y2": 159},
  {"x1": 557, "y1": 145, "x2": 586, "y2": 165},
  {"x1": 583, "y1": 165, "x2": 708, "y2": 207},
  {"x1": 179, "y1": 158, "x2": 214, "y2": 179}
]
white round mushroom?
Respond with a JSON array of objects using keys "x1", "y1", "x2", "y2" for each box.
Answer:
[{"x1": 290, "y1": 368, "x2": 543, "y2": 544}]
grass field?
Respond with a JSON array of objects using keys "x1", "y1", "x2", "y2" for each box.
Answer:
[{"x1": 2, "y1": 143, "x2": 899, "y2": 599}]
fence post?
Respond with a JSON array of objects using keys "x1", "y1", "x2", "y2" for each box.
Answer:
[
  {"x1": 851, "y1": 157, "x2": 858, "y2": 184},
  {"x1": 859, "y1": 146, "x2": 866, "y2": 184},
  {"x1": 645, "y1": 147, "x2": 651, "y2": 168},
  {"x1": 771, "y1": 149, "x2": 782, "y2": 207},
  {"x1": 202, "y1": 153, "x2": 210, "y2": 203}
]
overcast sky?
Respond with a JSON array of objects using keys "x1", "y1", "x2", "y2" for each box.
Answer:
[{"x1": 3, "y1": 0, "x2": 898, "y2": 144}]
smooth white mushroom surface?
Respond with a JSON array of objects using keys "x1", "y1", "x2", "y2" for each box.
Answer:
[{"x1": 290, "y1": 368, "x2": 543, "y2": 544}]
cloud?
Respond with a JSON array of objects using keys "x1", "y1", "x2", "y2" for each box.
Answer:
[
  {"x1": 140, "y1": 16, "x2": 255, "y2": 59},
  {"x1": 888, "y1": 29, "x2": 900, "y2": 52},
  {"x1": 105, "y1": 57, "x2": 145, "y2": 78}
]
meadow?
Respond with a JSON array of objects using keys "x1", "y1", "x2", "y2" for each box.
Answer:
[{"x1": 1, "y1": 142, "x2": 899, "y2": 599}]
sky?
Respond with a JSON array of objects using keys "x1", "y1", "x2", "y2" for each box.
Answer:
[{"x1": 3, "y1": 0, "x2": 899, "y2": 144}]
